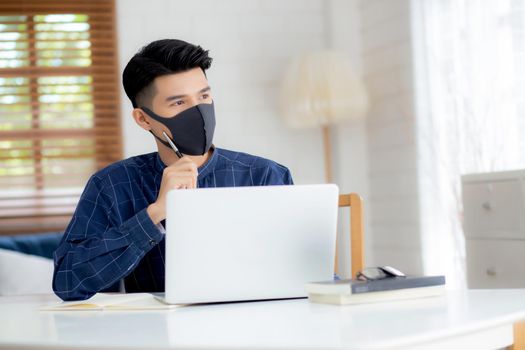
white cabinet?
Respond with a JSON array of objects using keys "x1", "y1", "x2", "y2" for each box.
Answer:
[
  {"x1": 462, "y1": 170, "x2": 525, "y2": 288},
  {"x1": 465, "y1": 239, "x2": 525, "y2": 288}
]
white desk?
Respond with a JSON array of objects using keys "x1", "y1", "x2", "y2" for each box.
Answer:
[{"x1": 1, "y1": 289, "x2": 525, "y2": 350}]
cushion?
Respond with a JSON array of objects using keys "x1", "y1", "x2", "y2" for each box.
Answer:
[{"x1": 0, "y1": 248, "x2": 54, "y2": 296}]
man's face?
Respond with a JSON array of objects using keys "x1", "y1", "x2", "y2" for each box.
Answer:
[{"x1": 140, "y1": 67, "x2": 213, "y2": 138}]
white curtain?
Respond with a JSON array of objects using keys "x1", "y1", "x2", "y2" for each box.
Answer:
[{"x1": 414, "y1": 0, "x2": 525, "y2": 288}]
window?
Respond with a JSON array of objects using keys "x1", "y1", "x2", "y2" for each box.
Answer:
[
  {"x1": 414, "y1": 0, "x2": 525, "y2": 287},
  {"x1": 0, "y1": 1, "x2": 122, "y2": 234}
]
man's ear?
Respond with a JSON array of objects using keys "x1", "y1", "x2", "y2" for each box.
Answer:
[{"x1": 132, "y1": 108, "x2": 151, "y2": 131}]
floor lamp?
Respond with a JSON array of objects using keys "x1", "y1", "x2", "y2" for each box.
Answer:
[{"x1": 279, "y1": 51, "x2": 368, "y2": 183}]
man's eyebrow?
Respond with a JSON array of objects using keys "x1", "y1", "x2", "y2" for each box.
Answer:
[
  {"x1": 165, "y1": 86, "x2": 211, "y2": 102},
  {"x1": 165, "y1": 94, "x2": 186, "y2": 102}
]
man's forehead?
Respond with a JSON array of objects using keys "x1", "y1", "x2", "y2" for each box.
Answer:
[{"x1": 154, "y1": 68, "x2": 208, "y2": 94}]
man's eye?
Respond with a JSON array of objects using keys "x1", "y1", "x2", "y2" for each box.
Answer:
[
  {"x1": 174, "y1": 100, "x2": 184, "y2": 106},
  {"x1": 202, "y1": 94, "x2": 209, "y2": 99}
]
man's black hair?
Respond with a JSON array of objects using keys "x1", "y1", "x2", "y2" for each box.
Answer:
[{"x1": 122, "y1": 39, "x2": 213, "y2": 108}]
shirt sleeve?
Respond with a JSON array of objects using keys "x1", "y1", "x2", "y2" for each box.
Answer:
[
  {"x1": 264, "y1": 163, "x2": 294, "y2": 186},
  {"x1": 52, "y1": 175, "x2": 164, "y2": 301}
]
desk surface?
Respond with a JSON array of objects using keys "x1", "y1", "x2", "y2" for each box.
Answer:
[{"x1": 1, "y1": 289, "x2": 525, "y2": 350}]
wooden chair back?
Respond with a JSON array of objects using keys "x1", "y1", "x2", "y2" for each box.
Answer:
[{"x1": 336, "y1": 193, "x2": 364, "y2": 278}]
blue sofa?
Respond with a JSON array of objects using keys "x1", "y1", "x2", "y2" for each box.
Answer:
[
  {"x1": 0, "y1": 232, "x2": 120, "y2": 294},
  {"x1": 0, "y1": 232, "x2": 63, "y2": 259},
  {"x1": 0, "y1": 232, "x2": 63, "y2": 296}
]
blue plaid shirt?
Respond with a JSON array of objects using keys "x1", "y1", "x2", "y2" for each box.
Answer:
[{"x1": 53, "y1": 148, "x2": 293, "y2": 301}]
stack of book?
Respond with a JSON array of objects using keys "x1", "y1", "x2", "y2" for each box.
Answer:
[{"x1": 305, "y1": 275, "x2": 446, "y2": 305}]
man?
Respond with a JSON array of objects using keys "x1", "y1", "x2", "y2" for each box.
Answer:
[{"x1": 53, "y1": 39, "x2": 293, "y2": 301}]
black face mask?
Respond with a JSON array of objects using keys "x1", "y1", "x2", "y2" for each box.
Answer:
[{"x1": 141, "y1": 102, "x2": 216, "y2": 156}]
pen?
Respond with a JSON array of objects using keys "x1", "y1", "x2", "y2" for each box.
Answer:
[{"x1": 162, "y1": 131, "x2": 183, "y2": 159}]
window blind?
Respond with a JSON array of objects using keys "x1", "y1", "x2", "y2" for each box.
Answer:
[{"x1": 0, "y1": 0, "x2": 122, "y2": 234}]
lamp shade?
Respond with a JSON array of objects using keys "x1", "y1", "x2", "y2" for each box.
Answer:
[{"x1": 279, "y1": 51, "x2": 368, "y2": 129}]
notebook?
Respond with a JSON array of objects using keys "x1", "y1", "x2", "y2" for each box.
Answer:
[{"x1": 40, "y1": 293, "x2": 180, "y2": 311}]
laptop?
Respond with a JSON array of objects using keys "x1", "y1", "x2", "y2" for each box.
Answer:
[{"x1": 156, "y1": 184, "x2": 339, "y2": 304}]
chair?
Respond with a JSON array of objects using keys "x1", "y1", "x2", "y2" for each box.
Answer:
[{"x1": 335, "y1": 193, "x2": 364, "y2": 278}]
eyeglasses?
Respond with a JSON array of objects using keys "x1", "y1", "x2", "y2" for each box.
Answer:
[{"x1": 356, "y1": 266, "x2": 406, "y2": 281}]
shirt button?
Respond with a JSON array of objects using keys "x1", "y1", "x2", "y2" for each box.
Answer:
[{"x1": 149, "y1": 239, "x2": 157, "y2": 246}]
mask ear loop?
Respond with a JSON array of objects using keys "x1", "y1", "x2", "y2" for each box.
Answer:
[
  {"x1": 148, "y1": 129, "x2": 173, "y2": 150},
  {"x1": 141, "y1": 106, "x2": 178, "y2": 152}
]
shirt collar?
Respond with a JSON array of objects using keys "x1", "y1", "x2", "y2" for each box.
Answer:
[{"x1": 153, "y1": 146, "x2": 219, "y2": 180}]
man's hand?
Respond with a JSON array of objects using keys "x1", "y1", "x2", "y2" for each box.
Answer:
[{"x1": 147, "y1": 157, "x2": 198, "y2": 224}]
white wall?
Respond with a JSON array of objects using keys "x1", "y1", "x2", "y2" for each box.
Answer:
[
  {"x1": 116, "y1": 0, "x2": 329, "y2": 185},
  {"x1": 328, "y1": 0, "x2": 370, "y2": 277},
  {"x1": 361, "y1": 0, "x2": 423, "y2": 274},
  {"x1": 318, "y1": 0, "x2": 424, "y2": 276}
]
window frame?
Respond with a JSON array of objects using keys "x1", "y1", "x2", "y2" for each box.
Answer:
[{"x1": 0, "y1": 0, "x2": 122, "y2": 235}]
